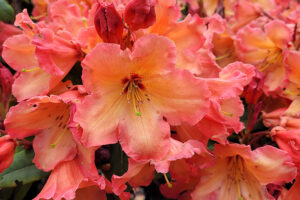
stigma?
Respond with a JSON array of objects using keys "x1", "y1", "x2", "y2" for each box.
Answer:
[{"x1": 120, "y1": 74, "x2": 149, "y2": 116}]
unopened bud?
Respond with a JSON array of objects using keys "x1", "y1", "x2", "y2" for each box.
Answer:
[
  {"x1": 124, "y1": 0, "x2": 156, "y2": 31},
  {"x1": 94, "y1": 3, "x2": 124, "y2": 44},
  {"x1": 0, "y1": 135, "x2": 16, "y2": 172}
]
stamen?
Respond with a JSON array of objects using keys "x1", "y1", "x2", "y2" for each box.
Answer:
[
  {"x1": 30, "y1": 13, "x2": 47, "y2": 20},
  {"x1": 121, "y1": 74, "x2": 146, "y2": 116},
  {"x1": 259, "y1": 49, "x2": 283, "y2": 72},
  {"x1": 50, "y1": 124, "x2": 68, "y2": 148},
  {"x1": 221, "y1": 110, "x2": 233, "y2": 117},
  {"x1": 163, "y1": 173, "x2": 172, "y2": 188},
  {"x1": 234, "y1": 156, "x2": 243, "y2": 200},
  {"x1": 132, "y1": 85, "x2": 141, "y2": 116},
  {"x1": 21, "y1": 67, "x2": 40, "y2": 72},
  {"x1": 215, "y1": 52, "x2": 231, "y2": 61}
]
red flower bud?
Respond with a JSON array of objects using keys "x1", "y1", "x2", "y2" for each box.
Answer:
[
  {"x1": 0, "y1": 135, "x2": 16, "y2": 172},
  {"x1": 94, "y1": 3, "x2": 124, "y2": 44},
  {"x1": 124, "y1": 0, "x2": 156, "y2": 31},
  {"x1": 0, "y1": 63, "x2": 13, "y2": 122}
]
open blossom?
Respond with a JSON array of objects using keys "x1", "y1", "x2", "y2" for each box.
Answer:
[
  {"x1": 191, "y1": 144, "x2": 297, "y2": 200},
  {"x1": 2, "y1": 10, "x2": 84, "y2": 101},
  {"x1": 4, "y1": 90, "x2": 84, "y2": 171},
  {"x1": 74, "y1": 34, "x2": 210, "y2": 161},
  {"x1": 111, "y1": 138, "x2": 213, "y2": 197},
  {"x1": 173, "y1": 62, "x2": 256, "y2": 145},
  {"x1": 34, "y1": 144, "x2": 106, "y2": 200},
  {"x1": 148, "y1": 1, "x2": 206, "y2": 75},
  {"x1": 236, "y1": 20, "x2": 293, "y2": 94}
]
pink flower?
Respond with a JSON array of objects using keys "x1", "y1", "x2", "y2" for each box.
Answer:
[
  {"x1": 74, "y1": 34, "x2": 210, "y2": 161},
  {"x1": 34, "y1": 144, "x2": 106, "y2": 200},
  {"x1": 2, "y1": 10, "x2": 84, "y2": 101},
  {"x1": 111, "y1": 139, "x2": 212, "y2": 197},
  {"x1": 5, "y1": 94, "x2": 80, "y2": 171},
  {"x1": 236, "y1": 20, "x2": 293, "y2": 94},
  {"x1": 191, "y1": 144, "x2": 296, "y2": 200}
]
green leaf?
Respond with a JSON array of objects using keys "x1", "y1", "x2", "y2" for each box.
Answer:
[
  {"x1": 207, "y1": 139, "x2": 216, "y2": 151},
  {"x1": 0, "y1": 0, "x2": 15, "y2": 23},
  {"x1": 0, "y1": 149, "x2": 49, "y2": 188}
]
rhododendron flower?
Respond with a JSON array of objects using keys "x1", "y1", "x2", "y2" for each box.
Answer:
[
  {"x1": 0, "y1": 135, "x2": 16, "y2": 172},
  {"x1": 2, "y1": 10, "x2": 84, "y2": 101},
  {"x1": 34, "y1": 144, "x2": 106, "y2": 200},
  {"x1": 148, "y1": 1, "x2": 206, "y2": 75},
  {"x1": 74, "y1": 34, "x2": 210, "y2": 161},
  {"x1": 174, "y1": 62, "x2": 255, "y2": 145},
  {"x1": 271, "y1": 127, "x2": 300, "y2": 168},
  {"x1": 191, "y1": 144, "x2": 297, "y2": 200},
  {"x1": 111, "y1": 139, "x2": 212, "y2": 196},
  {"x1": 236, "y1": 20, "x2": 293, "y2": 94},
  {"x1": 5, "y1": 94, "x2": 80, "y2": 171}
]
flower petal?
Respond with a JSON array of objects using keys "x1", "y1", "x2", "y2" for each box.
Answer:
[
  {"x1": 111, "y1": 159, "x2": 154, "y2": 195},
  {"x1": 74, "y1": 94, "x2": 121, "y2": 147},
  {"x1": 144, "y1": 69, "x2": 210, "y2": 126},
  {"x1": 33, "y1": 128, "x2": 77, "y2": 171},
  {"x1": 4, "y1": 96, "x2": 67, "y2": 138},
  {"x1": 118, "y1": 103, "x2": 170, "y2": 161},
  {"x1": 265, "y1": 20, "x2": 292, "y2": 49},
  {"x1": 131, "y1": 34, "x2": 177, "y2": 75},
  {"x1": 34, "y1": 160, "x2": 85, "y2": 200},
  {"x1": 247, "y1": 145, "x2": 297, "y2": 184},
  {"x1": 12, "y1": 70, "x2": 51, "y2": 101},
  {"x1": 2, "y1": 34, "x2": 38, "y2": 71},
  {"x1": 81, "y1": 43, "x2": 131, "y2": 94}
]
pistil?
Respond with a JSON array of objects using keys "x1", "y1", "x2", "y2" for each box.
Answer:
[{"x1": 21, "y1": 67, "x2": 40, "y2": 72}]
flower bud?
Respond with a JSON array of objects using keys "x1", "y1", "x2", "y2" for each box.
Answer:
[
  {"x1": 124, "y1": 0, "x2": 156, "y2": 31},
  {"x1": 94, "y1": 3, "x2": 124, "y2": 44},
  {"x1": 0, "y1": 135, "x2": 16, "y2": 172},
  {"x1": 0, "y1": 64, "x2": 13, "y2": 123}
]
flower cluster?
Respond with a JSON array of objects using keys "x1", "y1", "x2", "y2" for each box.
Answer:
[{"x1": 1, "y1": 0, "x2": 300, "y2": 199}]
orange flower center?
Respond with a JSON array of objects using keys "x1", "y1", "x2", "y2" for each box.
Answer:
[
  {"x1": 50, "y1": 107, "x2": 70, "y2": 148},
  {"x1": 259, "y1": 48, "x2": 283, "y2": 71},
  {"x1": 227, "y1": 155, "x2": 244, "y2": 200},
  {"x1": 120, "y1": 74, "x2": 149, "y2": 116}
]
